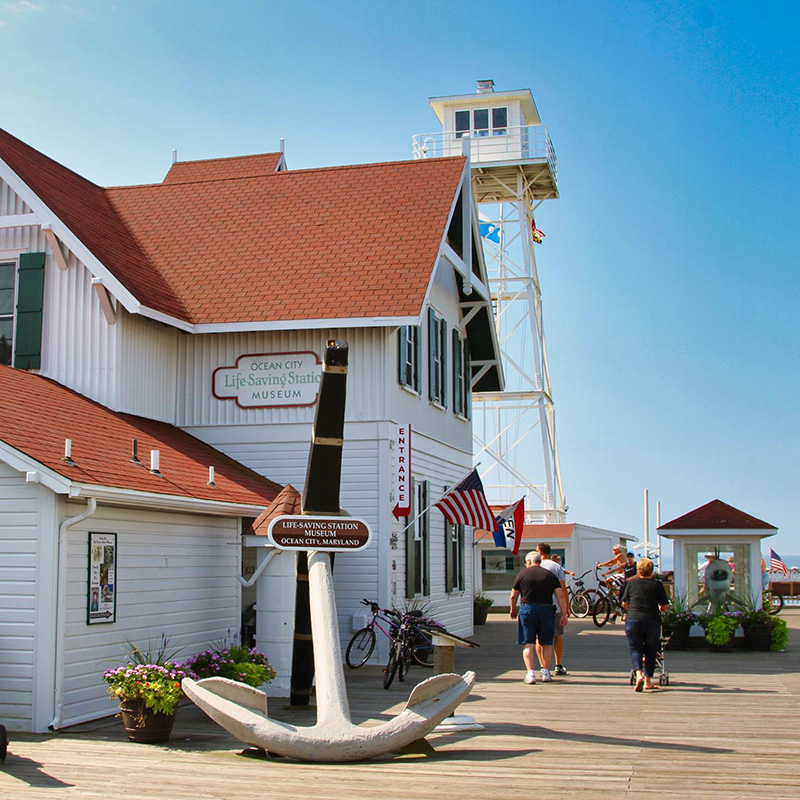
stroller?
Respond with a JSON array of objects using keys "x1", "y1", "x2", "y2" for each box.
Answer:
[{"x1": 628, "y1": 625, "x2": 670, "y2": 687}]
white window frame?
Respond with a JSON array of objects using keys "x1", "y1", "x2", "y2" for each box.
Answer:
[{"x1": 455, "y1": 106, "x2": 508, "y2": 138}]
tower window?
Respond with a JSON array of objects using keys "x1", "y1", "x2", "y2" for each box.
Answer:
[{"x1": 455, "y1": 107, "x2": 508, "y2": 138}]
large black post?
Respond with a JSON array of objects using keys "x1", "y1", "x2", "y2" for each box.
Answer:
[{"x1": 289, "y1": 340, "x2": 348, "y2": 706}]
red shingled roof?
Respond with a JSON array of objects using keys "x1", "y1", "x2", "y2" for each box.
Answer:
[
  {"x1": 1, "y1": 127, "x2": 466, "y2": 327},
  {"x1": 106, "y1": 157, "x2": 466, "y2": 325},
  {"x1": 162, "y1": 153, "x2": 284, "y2": 184},
  {"x1": 659, "y1": 499, "x2": 775, "y2": 530},
  {"x1": 0, "y1": 127, "x2": 188, "y2": 320},
  {"x1": 0, "y1": 366, "x2": 281, "y2": 506},
  {"x1": 245, "y1": 484, "x2": 303, "y2": 535}
]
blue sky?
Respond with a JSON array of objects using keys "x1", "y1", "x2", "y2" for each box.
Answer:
[{"x1": 1, "y1": 1, "x2": 798, "y2": 556}]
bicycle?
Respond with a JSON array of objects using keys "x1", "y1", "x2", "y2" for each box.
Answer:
[
  {"x1": 346, "y1": 600, "x2": 441, "y2": 670},
  {"x1": 383, "y1": 610, "x2": 423, "y2": 689},
  {"x1": 591, "y1": 567, "x2": 627, "y2": 627},
  {"x1": 567, "y1": 570, "x2": 597, "y2": 617},
  {"x1": 345, "y1": 600, "x2": 400, "y2": 668}
]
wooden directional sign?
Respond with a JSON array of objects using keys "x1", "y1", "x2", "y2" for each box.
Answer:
[{"x1": 267, "y1": 515, "x2": 372, "y2": 552}]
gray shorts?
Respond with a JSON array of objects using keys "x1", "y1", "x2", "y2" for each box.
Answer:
[{"x1": 553, "y1": 606, "x2": 564, "y2": 637}]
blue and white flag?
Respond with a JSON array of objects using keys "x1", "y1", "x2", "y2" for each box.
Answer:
[{"x1": 492, "y1": 498, "x2": 524, "y2": 554}]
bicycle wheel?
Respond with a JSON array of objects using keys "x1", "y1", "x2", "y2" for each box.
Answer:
[
  {"x1": 345, "y1": 627, "x2": 376, "y2": 668},
  {"x1": 766, "y1": 591, "x2": 784, "y2": 615},
  {"x1": 581, "y1": 589, "x2": 602, "y2": 610},
  {"x1": 570, "y1": 593, "x2": 590, "y2": 618},
  {"x1": 592, "y1": 596, "x2": 612, "y2": 627},
  {"x1": 398, "y1": 642, "x2": 412, "y2": 682},
  {"x1": 409, "y1": 627, "x2": 436, "y2": 667},
  {"x1": 383, "y1": 642, "x2": 400, "y2": 689}
]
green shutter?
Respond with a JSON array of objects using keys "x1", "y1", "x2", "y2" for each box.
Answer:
[
  {"x1": 440, "y1": 320, "x2": 448, "y2": 408},
  {"x1": 464, "y1": 339, "x2": 472, "y2": 419},
  {"x1": 451, "y1": 329, "x2": 461, "y2": 414},
  {"x1": 406, "y1": 481, "x2": 417, "y2": 599},
  {"x1": 422, "y1": 480, "x2": 430, "y2": 596},
  {"x1": 444, "y1": 483, "x2": 454, "y2": 593},
  {"x1": 427, "y1": 308, "x2": 436, "y2": 401},
  {"x1": 413, "y1": 325, "x2": 421, "y2": 393},
  {"x1": 14, "y1": 252, "x2": 45, "y2": 370},
  {"x1": 398, "y1": 326, "x2": 408, "y2": 386}
]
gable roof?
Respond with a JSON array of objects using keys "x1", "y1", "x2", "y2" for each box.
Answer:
[
  {"x1": 105, "y1": 156, "x2": 467, "y2": 325},
  {"x1": 162, "y1": 152, "x2": 285, "y2": 184},
  {"x1": 0, "y1": 366, "x2": 281, "y2": 509},
  {"x1": 0, "y1": 127, "x2": 469, "y2": 327},
  {"x1": 658, "y1": 499, "x2": 775, "y2": 531},
  {"x1": 0, "y1": 127, "x2": 188, "y2": 320}
]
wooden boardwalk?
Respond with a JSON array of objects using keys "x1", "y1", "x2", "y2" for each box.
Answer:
[{"x1": 2, "y1": 610, "x2": 799, "y2": 800}]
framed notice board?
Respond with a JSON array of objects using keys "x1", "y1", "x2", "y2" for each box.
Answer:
[{"x1": 88, "y1": 532, "x2": 117, "y2": 624}]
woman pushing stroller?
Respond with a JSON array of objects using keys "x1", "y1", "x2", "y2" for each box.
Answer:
[{"x1": 619, "y1": 557, "x2": 670, "y2": 691}]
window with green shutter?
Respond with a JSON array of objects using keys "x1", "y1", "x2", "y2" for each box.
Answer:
[
  {"x1": 398, "y1": 324, "x2": 421, "y2": 392},
  {"x1": 406, "y1": 479, "x2": 430, "y2": 598},
  {"x1": 14, "y1": 252, "x2": 45, "y2": 370},
  {"x1": 0, "y1": 261, "x2": 15, "y2": 366},
  {"x1": 427, "y1": 308, "x2": 447, "y2": 407}
]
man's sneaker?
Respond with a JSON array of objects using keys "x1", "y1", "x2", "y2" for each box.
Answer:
[
  {"x1": 554, "y1": 664, "x2": 568, "y2": 676},
  {"x1": 540, "y1": 668, "x2": 552, "y2": 682},
  {"x1": 523, "y1": 671, "x2": 537, "y2": 684}
]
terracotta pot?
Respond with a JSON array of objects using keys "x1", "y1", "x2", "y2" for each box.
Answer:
[
  {"x1": 744, "y1": 623, "x2": 772, "y2": 651},
  {"x1": 119, "y1": 699, "x2": 176, "y2": 743}
]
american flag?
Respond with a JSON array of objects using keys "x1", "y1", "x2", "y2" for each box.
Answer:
[
  {"x1": 435, "y1": 468, "x2": 496, "y2": 533},
  {"x1": 493, "y1": 498, "x2": 525, "y2": 554},
  {"x1": 770, "y1": 549, "x2": 789, "y2": 576}
]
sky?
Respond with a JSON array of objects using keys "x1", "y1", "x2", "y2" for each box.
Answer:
[{"x1": 1, "y1": 0, "x2": 798, "y2": 557}]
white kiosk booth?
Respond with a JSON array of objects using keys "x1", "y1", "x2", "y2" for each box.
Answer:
[{"x1": 658, "y1": 499, "x2": 777, "y2": 609}]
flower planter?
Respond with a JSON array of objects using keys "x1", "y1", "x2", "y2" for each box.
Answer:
[
  {"x1": 664, "y1": 623, "x2": 691, "y2": 650},
  {"x1": 707, "y1": 641, "x2": 733, "y2": 653},
  {"x1": 473, "y1": 605, "x2": 490, "y2": 625},
  {"x1": 119, "y1": 699, "x2": 176, "y2": 743},
  {"x1": 744, "y1": 623, "x2": 772, "y2": 651}
]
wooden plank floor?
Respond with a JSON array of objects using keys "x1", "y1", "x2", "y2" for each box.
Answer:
[{"x1": 2, "y1": 610, "x2": 799, "y2": 800}]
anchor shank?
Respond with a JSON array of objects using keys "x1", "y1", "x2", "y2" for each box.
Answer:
[{"x1": 308, "y1": 550, "x2": 351, "y2": 725}]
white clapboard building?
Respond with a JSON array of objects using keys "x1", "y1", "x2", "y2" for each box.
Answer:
[{"x1": 0, "y1": 127, "x2": 501, "y2": 729}]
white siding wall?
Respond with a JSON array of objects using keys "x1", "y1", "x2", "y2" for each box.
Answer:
[
  {"x1": 175, "y1": 327, "x2": 388, "y2": 427},
  {"x1": 116, "y1": 312, "x2": 179, "y2": 422},
  {"x1": 0, "y1": 464, "x2": 58, "y2": 732},
  {"x1": 57, "y1": 503, "x2": 241, "y2": 729},
  {"x1": 189, "y1": 422, "x2": 387, "y2": 652},
  {"x1": 0, "y1": 177, "x2": 120, "y2": 408}
]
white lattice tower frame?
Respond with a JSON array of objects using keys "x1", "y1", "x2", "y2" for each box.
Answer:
[{"x1": 472, "y1": 170, "x2": 565, "y2": 522}]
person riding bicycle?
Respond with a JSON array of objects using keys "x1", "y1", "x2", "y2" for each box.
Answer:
[{"x1": 597, "y1": 545, "x2": 626, "y2": 597}]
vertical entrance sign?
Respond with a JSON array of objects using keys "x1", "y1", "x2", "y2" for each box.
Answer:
[
  {"x1": 87, "y1": 532, "x2": 116, "y2": 624},
  {"x1": 392, "y1": 424, "x2": 412, "y2": 519}
]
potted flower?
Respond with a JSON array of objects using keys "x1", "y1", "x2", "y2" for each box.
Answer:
[
  {"x1": 103, "y1": 637, "x2": 192, "y2": 743},
  {"x1": 702, "y1": 612, "x2": 741, "y2": 651},
  {"x1": 182, "y1": 640, "x2": 276, "y2": 687},
  {"x1": 661, "y1": 594, "x2": 694, "y2": 650},
  {"x1": 473, "y1": 592, "x2": 494, "y2": 625}
]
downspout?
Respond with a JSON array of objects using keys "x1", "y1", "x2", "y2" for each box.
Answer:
[{"x1": 49, "y1": 497, "x2": 98, "y2": 731}]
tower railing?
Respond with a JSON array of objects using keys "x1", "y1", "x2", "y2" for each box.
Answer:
[{"x1": 412, "y1": 125, "x2": 558, "y2": 185}]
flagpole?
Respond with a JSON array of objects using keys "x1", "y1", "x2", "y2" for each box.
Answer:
[{"x1": 396, "y1": 462, "x2": 482, "y2": 535}]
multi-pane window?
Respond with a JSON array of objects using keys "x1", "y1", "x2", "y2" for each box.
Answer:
[
  {"x1": 455, "y1": 107, "x2": 508, "y2": 138},
  {"x1": 398, "y1": 324, "x2": 421, "y2": 392},
  {"x1": 406, "y1": 479, "x2": 430, "y2": 598},
  {"x1": 0, "y1": 262, "x2": 15, "y2": 366},
  {"x1": 446, "y1": 519, "x2": 465, "y2": 593},
  {"x1": 428, "y1": 309, "x2": 447, "y2": 407},
  {"x1": 452, "y1": 330, "x2": 471, "y2": 419}
]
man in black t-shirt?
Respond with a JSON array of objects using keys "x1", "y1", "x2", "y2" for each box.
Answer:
[{"x1": 510, "y1": 552, "x2": 569, "y2": 684}]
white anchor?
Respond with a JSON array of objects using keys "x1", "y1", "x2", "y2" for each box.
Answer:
[{"x1": 182, "y1": 550, "x2": 475, "y2": 761}]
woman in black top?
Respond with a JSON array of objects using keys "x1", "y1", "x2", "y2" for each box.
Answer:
[{"x1": 620, "y1": 558, "x2": 669, "y2": 691}]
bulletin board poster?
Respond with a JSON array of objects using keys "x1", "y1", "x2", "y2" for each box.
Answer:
[{"x1": 88, "y1": 532, "x2": 117, "y2": 624}]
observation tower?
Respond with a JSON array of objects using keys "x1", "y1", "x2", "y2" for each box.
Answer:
[{"x1": 413, "y1": 79, "x2": 566, "y2": 522}]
